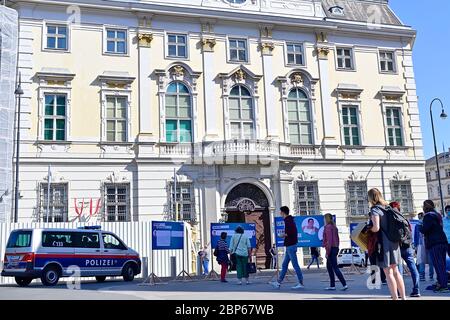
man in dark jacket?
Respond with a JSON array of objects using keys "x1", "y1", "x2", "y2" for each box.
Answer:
[
  {"x1": 420, "y1": 200, "x2": 449, "y2": 293},
  {"x1": 270, "y1": 206, "x2": 304, "y2": 289}
]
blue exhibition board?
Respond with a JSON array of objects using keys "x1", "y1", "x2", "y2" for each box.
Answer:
[
  {"x1": 210, "y1": 223, "x2": 257, "y2": 249},
  {"x1": 152, "y1": 221, "x2": 184, "y2": 250},
  {"x1": 350, "y1": 223, "x2": 359, "y2": 248},
  {"x1": 274, "y1": 215, "x2": 327, "y2": 248}
]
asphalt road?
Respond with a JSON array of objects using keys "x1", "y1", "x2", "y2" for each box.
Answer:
[{"x1": 0, "y1": 269, "x2": 449, "y2": 300}]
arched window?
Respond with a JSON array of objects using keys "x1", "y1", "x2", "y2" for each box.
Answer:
[
  {"x1": 229, "y1": 85, "x2": 254, "y2": 139},
  {"x1": 165, "y1": 82, "x2": 192, "y2": 142},
  {"x1": 287, "y1": 88, "x2": 312, "y2": 145}
]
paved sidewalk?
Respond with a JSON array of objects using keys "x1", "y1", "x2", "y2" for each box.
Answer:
[{"x1": 1, "y1": 268, "x2": 448, "y2": 300}]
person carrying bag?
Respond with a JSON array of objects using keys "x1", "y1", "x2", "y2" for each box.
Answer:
[{"x1": 230, "y1": 226, "x2": 252, "y2": 285}]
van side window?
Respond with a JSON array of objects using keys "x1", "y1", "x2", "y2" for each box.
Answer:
[
  {"x1": 80, "y1": 233, "x2": 100, "y2": 248},
  {"x1": 7, "y1": 231, "x2": 32, "y2": 248},
  {"x1": 102, "y1": 234, "x2": 127, "y2": 250},
  {"x1": 42, "y1": 232, "x2": 79, "y2": 247}
]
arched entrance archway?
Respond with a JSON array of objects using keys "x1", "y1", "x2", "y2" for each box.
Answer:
[{"x1": 225, "y1": 183, "x2": 272, "y2": 269}]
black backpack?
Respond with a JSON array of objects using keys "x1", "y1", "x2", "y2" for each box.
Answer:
[{"x1": 378, "y1": 206, "x2": 411, "y2": 245}]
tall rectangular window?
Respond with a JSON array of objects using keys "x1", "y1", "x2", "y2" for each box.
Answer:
[
  {"x1": 391, "y1": 181, "x2": 414, "y2": 214},
  {"x1": 447, "y1": 184, "x2": 450, "y2": 196},
  {"x1": 346, "y1": 181, "x2": 368, "y2": 216},
  {"x1": 46, "y1": 25, "x2": 68, "y2": 50},
  {"x1": 426, "y1": 172, "x2": 431, "y2": 181},
  {"x1": 44, "y1": 94, "x2": 67, "y2": 141},
  {"x1": 336, "y1": 47, "x2": 354, "y2": 70},
  {"x1": 286, "y1": 43, "x2": 304, "y2": 65},
  {"x1": 229, "y1": 38, "x2": 248, "y2": 62},
  {"x1": 40, "y1": 183, "x2": 68, "y2": 222},
  {"x1": 106, "y1": 29, "x2": 127, "y2": 54},
  {"x1": 167, "y1": 34, "x2": 187, "y2": 58},
  {"x1": 169, "y1": 182, "x2": 196, "y2": 222},
  {"x1": 342, "y1": 106, "x2": 360, "y2": 146},
  {"x1": 295, "y1": 181, "x2": 320, "y2": 215},
  {"x1": 106, "y1": 96, "x2": 127, "y2": 142},
  {"x1": 379, "y1": 51, "x2": 396, "y2": 72},
  {"x1": 446, "y1": 169, "x2": 450, "y2": 178},
  {"x1": 105, "y1": 183, "x2": 130, "y2": 222},
  {"x1": 385, "y1": 107, "x2": 404, "y2": 146}
]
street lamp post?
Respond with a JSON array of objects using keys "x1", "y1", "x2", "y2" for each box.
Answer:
[
  {"x1": 14, "y1": 74, "x2": 24, "y2": 223},
  {"x1": 430, "y1": 98, "x2": 447, "y2": 214}
]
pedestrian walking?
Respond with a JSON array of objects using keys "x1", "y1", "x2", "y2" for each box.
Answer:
[
  {"x1": 200, "y1": 246, "x2": 210, "y2": 275},
  {"x1": 269, "y1": 244, "x2": 277, "y2": 269},
  {"x1": 215, "y1": 232, "x2": 230, "y2": 283},
  {"x1": 368, "y1": 188, "x2": 406, "y2": 300},
  {"x1": 415, "y1": 212, "x2": 435, "y2": 281},
  {"x1": 444, "y1": 205, "x2": 450, "y2": 256},
  {"x1": 390, "y1": 202, "x2": 421, "y2": 297},
  {"x1": 270, "y1": 206, "x2": 304, "y2": 290},
  {"x1": 307, "y1": 247, "x2": 320, "y2": 269},
  {"x1": 230, "y1": 226, "x2": 252, "y2": 285},
  {"x1": 322, "y1": 213, "x2": 348, "y2": 291},
  {"x1": 419, "y1": 200, "x2": 449, "y2": 293}
]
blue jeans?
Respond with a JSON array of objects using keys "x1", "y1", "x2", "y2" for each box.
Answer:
[
  {"x1": 278, "y1": 245, "x2": 304, "y2": 284},
  {"x1": 400, "y1": 247, "x2": 420, "y2": 294},
  {"x1": 326, "y1": 247, "x2": 347, "y2": 287},
  {"x1": 202, "y1": 260, "x2": 209, "y2": 275},
  {"x1": 307, "y1": 256, "x2": 320, "y2": 269}
]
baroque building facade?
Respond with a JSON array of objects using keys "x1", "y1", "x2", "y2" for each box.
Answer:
[
  {"x1": 7, "y1": 0, "x2": 427, "y2": 267},
  {"x1": 426, "y1": 149, "x2": 450, "y2": 212}
]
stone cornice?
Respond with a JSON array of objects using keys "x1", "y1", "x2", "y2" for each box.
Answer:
[{"x1": 13, "y1": 0, "x2": 416, "y2": 40}]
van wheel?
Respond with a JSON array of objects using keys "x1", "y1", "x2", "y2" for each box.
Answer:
[
  {"x1": 41, "y1": 266, "x2": 60, "y2": 286},
  {"x1": 15, "y1": 277, "x2": 33, "y2": 287},
  {"x1": 96, "y1": 276, "x2": 107, "y2": 283},
  {"x1": 122, "y1": 264, "x2": 135, "y2": 282}
]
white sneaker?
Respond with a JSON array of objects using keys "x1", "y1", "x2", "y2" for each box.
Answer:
[
  {"x1": 269, "y1": 281, "x2": 281, "y2": 289},
  {"x1": 237, "y1": 281, "x2": 242, "y2": 285},
  {"x1": 325, "y1": 287, "x2": 336, "y2": 291},
  {"x1": 246, "y1": 281, "x2": 251, "y2": 285},
  {"x1": 291, "y1": 283, "x2": 305, "y2": 289},
  {"x1": 341, "y1": 285, "x2": 349, "y2": 291}
]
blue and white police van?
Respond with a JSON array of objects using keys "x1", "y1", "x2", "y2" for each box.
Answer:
[{"x1": 1, "y1": 226, "x2": 141, "y2": 287}]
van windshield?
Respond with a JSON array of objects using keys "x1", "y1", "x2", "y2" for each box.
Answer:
[{"x1": 7, "y1": 230, "x2": 32, "y2": 248}]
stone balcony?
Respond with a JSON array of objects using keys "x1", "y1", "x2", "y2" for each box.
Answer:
[{"x1": 156, "y1": 140, "x2": 321, "y2": 163}]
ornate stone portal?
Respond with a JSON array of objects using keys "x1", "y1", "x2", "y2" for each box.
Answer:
[{"x1": 224, "y1": 183, "x2": 271, "y2": 269}]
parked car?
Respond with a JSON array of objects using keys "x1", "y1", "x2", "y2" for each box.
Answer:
[
  {"x1": 2, "y1": 226, "x2": 141, "y2": 287},
  {"x1": 337, "y1": 247, "x2": 365, "y2": 268}
]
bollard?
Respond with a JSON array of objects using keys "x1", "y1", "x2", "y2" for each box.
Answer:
[
  {"x1": 142, "y1": 257, "x2": 149, "y2": 280},
  {"x1": 170, "y1": 256, "x2": 177, "y2": 278}
]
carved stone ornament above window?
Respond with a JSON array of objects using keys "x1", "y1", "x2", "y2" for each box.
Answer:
[
  {"x1": 392, "y1": 171, "x2": 409, "y2": 181},
  {"x1": 336, "y1": 84, "x2": 364, "y2": 100},
  {"x1": 276, "y1": 69, "x2": 318, "y2": 98},
  {"x1": 218, "y1": 65, "x2": 262, "y2": 95},
  {"x1": 348, "y1": 171, "x2": 366, "y2": 181},
  {"x1": 105, "y1": 171, "x2": 129, "y2": 184},
  {"x1": 154, "y1": 63, "x2": 202, "y2": 93},
  {"x1": 97, "y1": 71, "x2": 136, "y2": 90},
  {"x1": 35, "y1": 68, "x2": 75, "y2": 87},
  {"x1": 316, "y1": 46, "x2": 330, "y2": 59},
  {"x1": 298, "y1": 170, "x2": 316, "y2": 181},
  {"x1": 290, "y1": 73, "x2": 304, "y2": 86}
]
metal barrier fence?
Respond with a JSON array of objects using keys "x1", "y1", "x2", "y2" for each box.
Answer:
[{"x1": 0, "y1": 222, "x2": 194, "y2": 284}]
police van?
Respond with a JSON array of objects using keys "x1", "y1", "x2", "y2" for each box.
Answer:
[{"x1": 1, "y1": 226, "x2": 141, "y2": 287}]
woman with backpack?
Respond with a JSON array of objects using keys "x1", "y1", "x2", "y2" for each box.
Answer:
[
  {"x1": 230, "y1": 226, "x2": 252, "y2": 285},
  {"x1": 420, "y1": 200, "x2": 449, "y2": 293},
  {"x1": 367, "y1": 188, "x2": 406, "y2": 300},
  {"x1": 215, "y1": 232, "x2": 230, "y2": 283}
]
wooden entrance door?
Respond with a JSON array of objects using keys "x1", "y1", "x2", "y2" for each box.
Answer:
[{"x1": 244, "y1": 210, "x2": 271, "y2": 269}]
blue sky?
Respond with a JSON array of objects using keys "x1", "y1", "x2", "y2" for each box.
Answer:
[{"x1": 390, "y1": 0, "x2": 450, "y2": 159}]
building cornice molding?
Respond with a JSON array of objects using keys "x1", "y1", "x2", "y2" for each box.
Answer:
[{"x1": 12, "y1": 0, "x2": 416, "y2": 40}]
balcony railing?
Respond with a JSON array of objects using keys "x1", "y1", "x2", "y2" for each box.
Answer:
[{"x1": 156, "y1": 140, "x2": 320, "y2": 160}]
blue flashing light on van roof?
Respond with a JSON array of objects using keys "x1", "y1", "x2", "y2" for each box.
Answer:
[{"x1": 77, "y1": 226, "x2": 102, "y2": 230}]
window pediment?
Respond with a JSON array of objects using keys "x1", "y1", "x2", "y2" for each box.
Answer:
[
  {"x1": 155, "y1": 63, "x2": 201, "y2": 93},
  {"x1": 219, "y1": 65, "x2": 262, "y2": 96}
]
